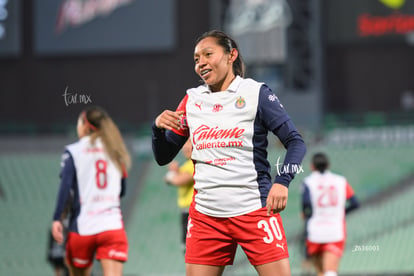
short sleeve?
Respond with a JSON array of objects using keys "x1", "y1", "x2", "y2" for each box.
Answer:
[{"x1": 345, "y1": 181, "x2": 355, "y2": 199}]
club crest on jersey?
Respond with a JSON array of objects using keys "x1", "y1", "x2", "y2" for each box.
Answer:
[
  {"x1": 235, "y1": 96, "x2": 246, "y2": 109},
  {"x1": 212, "y1": 104, "x2": 223, "y2": 112}
]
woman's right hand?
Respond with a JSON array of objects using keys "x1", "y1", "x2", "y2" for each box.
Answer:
[
  {"x1": 155, "y1": 110, "x2": 184, "y2": 131},
  {"x1": 51, "y1": 220, "x2": 64, "y2": 244}
]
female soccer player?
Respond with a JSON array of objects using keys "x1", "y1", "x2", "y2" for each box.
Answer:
[
  {"x1": 302, "y1": 152, "x2": 359, "y2": 276},
  {"x1": 152, "y1": 30, "x2": 306, "y2": 276},
  {"x1": 51, "y1": 106, "x2": 131, "y2": 276}
]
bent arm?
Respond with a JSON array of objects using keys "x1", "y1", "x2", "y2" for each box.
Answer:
[
  {"x1": 301, "y1": 184, "x2": 312, "y2": 219},
  {"x1": 53, "y1": 151, "x2": 75, "y2": 221},
  {"x1": 273, "y1": 120, "x2": 307, "y2": 187},
  {"x1": 258, "y1": 85, "x2": 306, "y2": 188},
  {"x1": 166, "y1": 171, "x2": 194, "y2": 187},
  {"x1": 152, "y1": 123, "x2": 188, "y2": 165},
  {"x1": 346, "y1": 195, "x2": 360, "y2": 214}
]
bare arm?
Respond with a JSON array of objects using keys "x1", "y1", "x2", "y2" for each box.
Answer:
[{"x1": 165, "y1": 161, "x2": 194, "y2": 187}]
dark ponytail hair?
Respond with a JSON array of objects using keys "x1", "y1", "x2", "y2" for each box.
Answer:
[{"x1": 195, "y1": 30, "x2": 245, "y2": 77}]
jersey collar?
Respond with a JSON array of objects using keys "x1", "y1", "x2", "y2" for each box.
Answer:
[{"x1": 198, "y1": 75, "x2": 242, "y2": 94}]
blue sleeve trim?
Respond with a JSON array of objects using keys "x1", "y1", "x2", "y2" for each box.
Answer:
[
  {"x1": 301, "y1": 184, "x2": 312, "y2": 218},
  {"x1": 53, "y1": 150, "x2": 76, "y2": 221},
  {"x1": 272, "y1": 120, "x2": 307, "y2": 187},
  {"x1": 120, "y1": 178, "x2": 126, "y2": 198},
  {"x1": 257, "y1": 85, "x2": 306, "y2": 187},
  {"x1": 258, "y1": 85, "x2": 290, "y2": 130},
  {"x1": 345, "y1": 195, "x2": 360, "y2": 214},
  {"x1": 151, "y1": 122, "x2": 188, "y2": 165}
]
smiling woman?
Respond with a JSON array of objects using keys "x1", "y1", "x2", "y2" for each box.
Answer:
[
  {"x1": 193, "y1": 32, "x2": 245, "y2": 92},
  {"x1": 152, "y1": 30, "x2": 306, "y2": 276}
]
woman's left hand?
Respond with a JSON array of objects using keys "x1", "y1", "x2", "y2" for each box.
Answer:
[
  {"x1": 266, "y1": 184, "x2": 288, "y2": 215},
  {"x1": 51, "y1": 220, "x2": 64, "y2": 244}
]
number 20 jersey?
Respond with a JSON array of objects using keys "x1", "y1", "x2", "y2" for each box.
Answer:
[{"x1": 303, "y1": 170, "x2": 355, "y2": 243}]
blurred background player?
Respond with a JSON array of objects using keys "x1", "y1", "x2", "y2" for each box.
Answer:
[
  {"x1": 51, "y1": 106, "x2": 131, "y2": 276},
  {"x1": 47, "y1": 226, "x2": 69, "y2": 276},
  {"x1": 47, "y1": 204, "x2": 70, "y2": 276},
  {"x1": 301, "y1": 152, "x2": 359, "y2": 276},
  {"x1": 164, "y1": 138, "x2": 194, "y2": 254}
]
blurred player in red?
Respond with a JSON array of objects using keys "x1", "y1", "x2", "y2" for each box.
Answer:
[
  {"x1": 51, "y1": 106, "x2": 131, "y2": 276},
  {"x1": 152, "y1": 30, "x2": 306, "y2": 276},
  {"x1": 301, "y1": 152, "x2": 359, "y2": 276}
]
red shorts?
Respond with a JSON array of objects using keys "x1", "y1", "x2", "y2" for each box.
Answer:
[
  {"x1": 185, "y1": 207, "x2": 289, "y2": 266},
  {"x1": 306, "y1": 240, "x2": 344, "y2": 257},
  {"x1": 66, "y1": 229, "x2": 128, "y2": 268}
]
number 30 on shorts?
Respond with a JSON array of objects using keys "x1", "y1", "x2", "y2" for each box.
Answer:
[{"x1": 257, "y1": 217, "x2": 283, "y2": 243}]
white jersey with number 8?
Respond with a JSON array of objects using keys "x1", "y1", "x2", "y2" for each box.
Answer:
[{"x1": 66, "y1": 136, "x2": 123, "y2": 235}]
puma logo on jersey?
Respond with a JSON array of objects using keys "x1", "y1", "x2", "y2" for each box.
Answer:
[
  {"x1": 268, "y1": 93, "x2": 284, "y2": 108},
  {"x1": 276, "y1": 243, "x2": 285, "y2": 251},
  {"x1": 195, "y1": 102, "x2": 203, "y2": 110}
]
